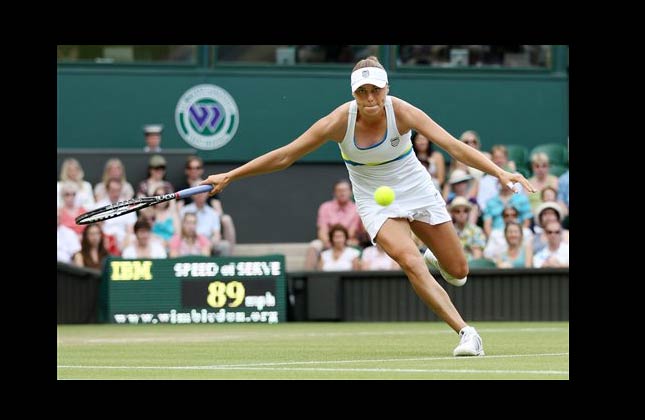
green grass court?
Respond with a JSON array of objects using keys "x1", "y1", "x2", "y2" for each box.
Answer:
[{"x1": 57, "y1": 322, "x2": 569, "y2": 380}]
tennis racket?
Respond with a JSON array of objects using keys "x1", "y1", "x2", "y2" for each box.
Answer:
[{"x1": 75, "y1": 184, "x2": 214, "y2": 225}]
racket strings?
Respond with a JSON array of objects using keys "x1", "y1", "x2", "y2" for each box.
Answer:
[{"x1": 75, "y1": 198, "x2": 156, "y2": 224}]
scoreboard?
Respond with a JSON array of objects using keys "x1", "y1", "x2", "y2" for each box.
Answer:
[{"x1": 99, "y1": 255, "x2": 287, "y2": 324}]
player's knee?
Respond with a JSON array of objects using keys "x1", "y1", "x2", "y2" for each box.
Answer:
[
  {"x1": 450, "y1": 261, "x2": 469, "y2": 279},
  {"x1": 395, "y1": 252, "x2": 421, "y2": 272}
]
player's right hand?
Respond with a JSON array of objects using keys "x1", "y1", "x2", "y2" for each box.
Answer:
[{"x1": 200, "y1": 173, "x2": 231, "y2": 196}]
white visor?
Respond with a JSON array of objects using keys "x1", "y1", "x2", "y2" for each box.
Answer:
[{"x1": 351, "y1": 67, "x2": 388, "y2": 92}]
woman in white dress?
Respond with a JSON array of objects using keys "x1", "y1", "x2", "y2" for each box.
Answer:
[{"x1": 200, "y1": 56, "x2": 536, "y2": 356}]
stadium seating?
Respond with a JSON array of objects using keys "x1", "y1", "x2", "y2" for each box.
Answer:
[
  {"x1": 505, "y1": 144, "x2": 530, "y2": 172},
  {"x1": 515, "y1": 166, "x2": 531, "y2": 178},
  {"x1": 548, "y1": 164, "x2": 568, "y2": 177},
  {"x1": 530, "y1": 143, "x2": 568, "y2": 166}
]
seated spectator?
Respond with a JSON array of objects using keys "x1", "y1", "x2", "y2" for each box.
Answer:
[
  {"x1": 412, "y1": 131, "x2": 445, "y2": 190},
  {"x1": 483, "y1": 204, "x2": 534, "y2": 261},
  {"x1": 541, "y1": 185, "x2": 558, "y2": 203},
  {"x1": 214, "y1": 212, "x2": 236, "y2": 255},
  {"x1": 137, "y1": 206, "x2": 156, "y2": 226},
  {"x1": 121, "y1": 219, "x2": 167, "y2": 259},
  {"x1": 449, "y1": 130, "x2": 489, "y2": 182},
  {"x1": 150, "y1": 184, "x2": 180, "y2": 249},
  {"x1": 444, "y1": 169, "x2": 480, "y2": 225},
  {"x1": 448, "y1": 196, "x2": 487, "y2": 261},
  {"x1": 97, "y1": 220, "x2": 121, "y2": 256},
  {"x1": 532, "y1": 201, "x2": 569, "y2": 254},
  {"x1": 57, "y1": 208, "x2": 80, "y2": 263},
  {"x1": 557, "y1": 169, "x2": 569, "y2": 214},
  {"x1": 527, "y1": 152, "x2": 559, "y2": 212},
  {"x1": 176, "y1": 155, "x2": 237, "y2": 254},
  {"x1": 360, "y1": 243, "x2": 399, "y2": 270},
  {"x1": 94, "y1": 178, "x2": 137, "y2": 251},
  {"x1": 482, "y1": 181, "x2": 532, "y2": 238},
  {"x1": 57, "y1": 157, "x2": 95, "y2": 210},
  {"x1": 94, "y1": 158, "x2": 135, "y2": 203},
  {"x1": 318, "y1": 224, "x2": 361, "y2": 271},
  {"x1": 495, "y1": 221, "x2": 533, "y2": 268},
  {"x1": 533, "y1": 220, "x2": 569, "y2": 268},
  {"x1": 58, "y1": 181, "x2": 87, "y2": 237},
  {"x1": 136, "y1": 154, "x2": 174, "y2": 197},
  {"x1": 169, "y1": 212, "x2": 211, "y2": 257},
  {"x1": 476, "y1": 144, "x2": 517, "y2": 211},
  {"x1": 177, "y1": 156, "x2": 209, "y2": 206},
  {"x1": 304, "y1": 179, "x2": 362, "y2": 269},
  {"x1": 73, "y1": 223, "x2": 109, "y2": 270},
  {"x1": 180, "y1": 187, "x2": 230, "y2": 256}
]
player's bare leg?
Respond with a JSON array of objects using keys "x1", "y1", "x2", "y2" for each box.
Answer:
[
  {"x1": 409, "y1": 219, "x2": 484, "y2": 356},
  {"x1": 411, "y1": 220, "x2": 469, "y2": 281},
  {"x1": 375, "y1": 218, "x2": 467, "y2": 333}
]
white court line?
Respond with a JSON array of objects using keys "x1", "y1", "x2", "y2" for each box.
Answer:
[
  {"x1": 59, "y1": 367, "x2": 567, "y2": 375},
  {"x1": 285, "y1": 327, "x2": 567, "y2": 337},
  {"x1": 58, "y1": 352, "x2": 568, "y2": 371},
  {"x1": 204, "y1": 352, "x2": 569, "y2": 367},
  {"x1": 62, "y1": 327, "x2": 567, "y2": 345}
]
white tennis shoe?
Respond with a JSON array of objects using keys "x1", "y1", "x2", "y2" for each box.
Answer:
[
  {"x1": 423, "y1": 248, "x2": 467, "y2": 287},
  {"x1": 453, "y1": 326, "x2": 485, "y2": 357}
]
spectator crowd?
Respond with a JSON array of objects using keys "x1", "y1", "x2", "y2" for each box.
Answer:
[
  {"x1": 57, "y1": 153, "x2": 237, "y2": 270},
  {"x1": 58, "y1": 127, "x2": 568, "y2": 273},
  {"x1": 301, "y1": 130, "x2": 569, "y2": 271}
]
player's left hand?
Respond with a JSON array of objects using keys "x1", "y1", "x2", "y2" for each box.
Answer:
[{"x1": 498, "y1": 171, "x2": 537, "y2": 194}]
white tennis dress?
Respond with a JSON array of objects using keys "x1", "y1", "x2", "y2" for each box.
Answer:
[{"x1": 339, "y1": 96, "x2": 451, "y2": 242}]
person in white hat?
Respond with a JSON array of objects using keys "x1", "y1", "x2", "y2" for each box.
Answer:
[
  {"x1": 199, "y1": 55, "x2": 537, "y2": 357},
  {"x1": 447, "y1": 197, "x2": 486, "y2": 261},
  {"x1": 532, "y1": 201, "x2": 569, "y2": 254},
  {"x1": 143, "y1": 124, "x2": 163, "y2": 153},
  {"x1": 445, "y1": 169, "x2": 479, "y2": 225}
]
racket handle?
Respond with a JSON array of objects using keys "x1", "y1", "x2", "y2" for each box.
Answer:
[{"x1": 175, "y1": 184, "x2": 214, "y2": 199}]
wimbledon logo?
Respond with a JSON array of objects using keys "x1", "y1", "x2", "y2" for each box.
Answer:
[{"x1": 175, "y1": 84, "x2": 239, "y2": 150}]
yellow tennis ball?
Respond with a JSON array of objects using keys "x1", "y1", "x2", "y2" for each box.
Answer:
[{"x1": 374, "y1": 186, "x2": 395, "y2": 206}]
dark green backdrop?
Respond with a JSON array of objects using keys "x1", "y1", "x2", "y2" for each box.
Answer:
[{"x1": 57, "y1": 67, "x2": 568, "y2": 162}]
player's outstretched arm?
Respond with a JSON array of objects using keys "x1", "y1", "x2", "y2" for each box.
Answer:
[
  {"x1": 200, "y1": 112, "x2": 340, "y2": 196},
  {"x1": 397, "y1": 99, "x2": 537, "y2": 194}
]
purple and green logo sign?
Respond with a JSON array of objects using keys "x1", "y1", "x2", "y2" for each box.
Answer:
[{"x1": 175, "y1": 84, "x2": 239, "y2": 150}]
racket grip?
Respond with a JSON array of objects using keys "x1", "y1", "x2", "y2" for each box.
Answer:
[{"x1": 176, "y1": 184, "x2": 214, "y2": 199}]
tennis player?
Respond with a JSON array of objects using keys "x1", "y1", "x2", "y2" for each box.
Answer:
[{"x1": 200, "y1": 56, "x2": 536, "y2": 356}]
